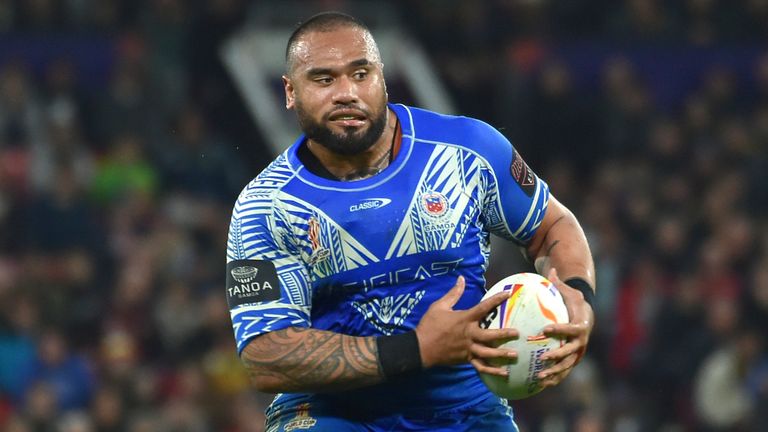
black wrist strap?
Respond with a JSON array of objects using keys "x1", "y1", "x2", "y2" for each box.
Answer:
[
  {"x1": 376, "y1": 331, "x2": 422, "y2": 379},
  {"x1": 564, "y1": 277, "x2": 595, "y2": 309}
]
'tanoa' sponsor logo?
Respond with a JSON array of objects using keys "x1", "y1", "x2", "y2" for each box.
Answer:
[
  {"x1": 225, "y1": 260, "x2": 281, "y2": 307},
  {"x1": 349, "y1": 198, "x2": 391, "y2": 212},
  {"x1": 227, "y1": 280, "x2": 275, "y2": 299}
]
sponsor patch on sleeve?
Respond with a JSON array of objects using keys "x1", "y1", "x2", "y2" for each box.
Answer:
[
  {"x1": 225, "y1": 260, "x2": 281, "y2": 308},
  {"x1": 509, "y1": 150, "x2": 537, "y2": 197}
]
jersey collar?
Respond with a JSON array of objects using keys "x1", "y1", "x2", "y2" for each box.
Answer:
[{"x1": 287, "y1": 103, "x2": 414, "y2": 191}]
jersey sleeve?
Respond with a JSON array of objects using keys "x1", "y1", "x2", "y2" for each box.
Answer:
[
  {"x1": 226, "y1": 185, "x2": 312, "y2": 354},
  {"x1": 472, "y1": 121, "x2": 549, "y2": 244}
]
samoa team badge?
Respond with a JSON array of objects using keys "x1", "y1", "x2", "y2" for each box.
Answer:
[{"x1": 421, "y1": 191, "x2": 449, "y2": 218}]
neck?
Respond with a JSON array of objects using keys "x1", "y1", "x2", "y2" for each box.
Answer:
[{"x1": 306, "y1": 108, "x2": 398, "y2": 181}]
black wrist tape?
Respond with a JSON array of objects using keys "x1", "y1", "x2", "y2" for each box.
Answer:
[
  {"x1": 376, "y1": 331, "x2": 422, "y2": 379},
  {"x1": 564, "y1": 277, "x2": 595, "y2": 309}
]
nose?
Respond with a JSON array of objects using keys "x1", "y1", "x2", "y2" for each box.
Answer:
[{"x1": 332, "y1": 75, "x2": 358, "y2": 105}]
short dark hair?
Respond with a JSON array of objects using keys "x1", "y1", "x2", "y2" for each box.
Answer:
[{"x1": 285, "y1": 12, "x2": 371, "y2": 73}]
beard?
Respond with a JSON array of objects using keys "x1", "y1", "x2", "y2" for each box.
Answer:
[{"x1": 295, "y1": 100, "x2": 387, "y2": 156}]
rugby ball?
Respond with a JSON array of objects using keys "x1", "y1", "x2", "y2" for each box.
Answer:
[{"x1": 478, "y1": 272, "x2": 569, "y2": 400}]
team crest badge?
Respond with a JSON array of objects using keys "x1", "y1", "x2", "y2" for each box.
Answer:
[
  {"x1": 307, "y1": 217, "x2": 330, "y2": 265},
  {"x1": 421, "y1": 191, "x2": 449, "y2": 218}
]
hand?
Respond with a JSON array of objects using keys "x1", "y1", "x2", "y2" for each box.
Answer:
[
  {"x1": 415, "y1": 276, "x2": 519, "y2": 377},
  {"x1": 538, "y1": 268, "x2": 594, "y2": 388}
]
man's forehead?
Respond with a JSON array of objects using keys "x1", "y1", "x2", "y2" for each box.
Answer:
[{"x1": 291, "y1": 27, "x2": 380, "y2": 70}]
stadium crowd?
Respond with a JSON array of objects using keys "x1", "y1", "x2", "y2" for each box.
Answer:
[{"x1": 0, "y1": 0, "x2": 766, "y2": 431}]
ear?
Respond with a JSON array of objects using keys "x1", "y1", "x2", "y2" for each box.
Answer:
[
  {"x1": 379, "y1": 62, "x2": 389, "y2": 100},
  {"x1": 283, "y1": 75, "x2": 295, "y2": 110}
]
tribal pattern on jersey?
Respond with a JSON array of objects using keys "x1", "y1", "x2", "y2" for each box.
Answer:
[
  {"x1": 386, "y1": 145, "x2": 482, "y2": 259},
  {"x1": 226, "y1": 103, "x2": 550, "y2": 413}
]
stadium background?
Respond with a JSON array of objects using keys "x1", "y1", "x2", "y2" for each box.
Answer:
[{"x1": 0, "y1": 0, "x2": 767, "y2": 431}]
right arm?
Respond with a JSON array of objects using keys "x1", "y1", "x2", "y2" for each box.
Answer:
[
  {"x1": 241, "y1": 327, "x2": 382, "y2": 393},
  {"x1": 239, "y1": 276, "x2": 517, "y2": 394}
]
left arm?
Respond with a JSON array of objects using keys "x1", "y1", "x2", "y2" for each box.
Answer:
[
  {"x1": 527, "y1": 195, "x2": 595, "y2": 286},
  {"x1": 465, "y1": 118, "x2": 594, "y2": 385},
  {"x1": 526, "y1": 195, "x2": 595, "y2": 388}
]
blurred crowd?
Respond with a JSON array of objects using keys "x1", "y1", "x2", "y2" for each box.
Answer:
[{"x1": 0, "y1": 1, "x2": 766, "y2": 431}]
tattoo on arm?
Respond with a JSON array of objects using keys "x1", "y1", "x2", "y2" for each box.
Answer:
[
  {"x1": 241, "y1": 327, "x2": 384, "y2": 392},
  {"x1": 539, "y1": 215, "x2": 566, "y2": 257},
  {"x1": 545, "y1": 239, "x2": 560, "y2": 256}
]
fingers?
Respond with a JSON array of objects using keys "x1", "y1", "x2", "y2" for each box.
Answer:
[
  {"x1": 543, "y1": 323, "x2": 589, "y2": 338},
  {"x1": 538, "y1": 338, "x2": 581, "y2": 387},
  {"x1": 547, "y1": 267, "x2": 559, "y2": 284},
  {"x1": 469, "y1": 327, "x2": 519, "y2": 343},
  {"x1": 469, "y1": 343, "x2": 516, "y2": 362},
  {"x1": 538, "y1": 352, "x2": 579, "y2": 386},
  {"x1": 467, "y1": 290, "x2": 512, "y2": 320},
  {"x1": 540, "y1": 339, "x2": 583, "y2": 363},
  {"x1": 470, "y1": 358, "x2": 509, "y2": 378},
  {"x1": 539, "y1": 364, "x2": 574, "y2": 389},
  {"x1": 435, "y1": 276, "x2": 466, "y2": 309}
]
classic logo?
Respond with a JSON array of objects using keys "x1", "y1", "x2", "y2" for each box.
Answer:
[
  {"x1": 307, "y1": 217, "x2": 330, "y2": 265},
  {"x1": 420, "y1": 191, "x2": 449, "y2": 218},
  {"x1": 349, "y1": 198, "x2": 391, "y2": 212},
  {"x1": 284, "y1": 403, "x2": 317, "y2": 431},
  {"x1": 230, "y1": 266, "x2": 258, "y2": 283}
]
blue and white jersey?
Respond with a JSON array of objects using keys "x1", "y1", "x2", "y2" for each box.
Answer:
[{"x1": 226, "y1": 104, "x2": 549, "y2": 415}]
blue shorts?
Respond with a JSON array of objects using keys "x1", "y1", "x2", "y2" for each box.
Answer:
[{"x1": 264, "y1": 395, "x2": 518, "y2": 432}]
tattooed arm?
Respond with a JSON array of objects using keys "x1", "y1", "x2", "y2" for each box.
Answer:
[
  {"x1": 524, "y1": 194, "x2": 595, "y2": 388},
  {"x1": 526, "y1": 195, "x2": 594, "y2": 286},
  {"x1": 240, "y1": 327, "x2": 383, "y2": 393},
  {"x1": 240, "y1": 278, "x2": 518, "y2": 394}
]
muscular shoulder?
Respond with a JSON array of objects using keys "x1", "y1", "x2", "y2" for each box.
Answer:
[
  {"x1": 406, "y1": 106, "x2": 512, "y2": 161},
  {"x1": 233, "y1": 152, "x2": 296, "y2": 214}
]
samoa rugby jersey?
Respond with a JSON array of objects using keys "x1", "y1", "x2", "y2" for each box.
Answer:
[{"x1": 226, "y1": 103, "x2": 549, "y2": 415}]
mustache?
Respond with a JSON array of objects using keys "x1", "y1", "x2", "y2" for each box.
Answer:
[{"x1": 324, "y1": 105, "x2": 371, "y2": 121}]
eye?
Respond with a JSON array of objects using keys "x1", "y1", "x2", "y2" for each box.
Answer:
[
  {"x1": 352, "y1": 70, "x2": 368, "y2": 80},
  {"x1": 314, "y1": 76, "x2": 333, "y2": 85}
]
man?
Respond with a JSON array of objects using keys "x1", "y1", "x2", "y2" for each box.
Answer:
[{"x1": 225, "y1": 12, "x2": 595, "y2": 431}]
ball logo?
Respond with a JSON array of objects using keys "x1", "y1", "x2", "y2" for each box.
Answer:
[
  {"x1": 421, "y1": 191, "x2": 448, "y2": 218},
  {"x1": 230, "y1": 266, "x2": 258, "y2": 283},
  {"x1": 536, "y1": 294, "x2": 560, "y2": 324},
  {"x1": 498, "y1": 283, "x2": 524, "y2": 328},
  {"x1": 480, "y1": 283, "x2": 523, "y2": 330}
]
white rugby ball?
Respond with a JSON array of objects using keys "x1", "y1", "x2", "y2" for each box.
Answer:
[{"x1": 478, "y1": 272, "x2": 569, "y2": 400}]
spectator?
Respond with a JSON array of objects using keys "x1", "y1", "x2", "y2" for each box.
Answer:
[
  {"x1": 694, "y1": 325, "x2": 765, "y2": 430},
  {"x1": 25, "y1": 329, "x2": 95, "y2": 412},
  {"x1": 91, "y1": 134, "x2": 157, "y2": 204},
  {"x1": 0, "y1": 1, "x2": 766, "y2": 430}
]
